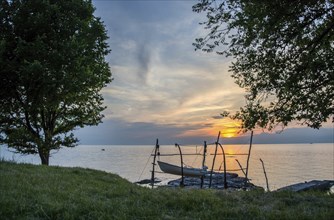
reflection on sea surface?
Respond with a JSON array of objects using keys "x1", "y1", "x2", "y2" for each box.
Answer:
[{"x1": 0, "y1": 143, "x2": 333, "y2": 190}]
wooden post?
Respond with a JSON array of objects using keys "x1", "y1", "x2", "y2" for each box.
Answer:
[
  {"x1": 260, "y1": 158, "x2": 270, "y2": 192},
  {"x1": 151, "y1": 139, "x2": 159, "y2": 188},
  {"x1": 209, "y1": 131, "x2": 221, "y2": 188},
  {"x1": 175, "y1": 143, "x2": 184, "y2": 187},
  {"x1": 245, "y1": 131, "x2": 253, "y2": 185},
  {"x1": 235, "y1": 159, "x2": 247, "y2": 177},
  {"x1": 218, "y1": 143, "x2": 228, "y2": 189},
  {"x1": 200, "y1": 141, "x2": 207, "y2": 188}
]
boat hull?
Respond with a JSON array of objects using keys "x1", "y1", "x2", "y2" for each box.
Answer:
[{"x1": 157, "y1": 161, "x2": 207, "y2": 177}]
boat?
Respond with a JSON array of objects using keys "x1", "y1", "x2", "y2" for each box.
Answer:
[
  {"x1": 277, "y1": 180, "x2": 334, "y2": 192},
  {"x1": 157, "y1": 161, "x2": 208, "y2": 177}
]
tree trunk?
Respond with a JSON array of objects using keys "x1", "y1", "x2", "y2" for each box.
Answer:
[
  {"x1": 40, "y1": 155, "x2": 49, "y2": 165},
  {"x1": 38, "y1": 148, "x2": 50, "y2": 165},
  {"x1": 39, "y1": 131, "x2": 53, "y2": 165}
]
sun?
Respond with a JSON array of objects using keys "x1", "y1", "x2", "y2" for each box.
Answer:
[
  {"x1": 212, "y1": 118, "x2": 242, "y2": 138},
  {"x1": 222, "y1": 131, "x2": 238, "y2": 138}
]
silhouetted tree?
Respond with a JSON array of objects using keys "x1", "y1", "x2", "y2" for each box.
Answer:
[
  {"x1": 193, "y1": 0, "x2": 333, "y2": 130},
  {"x1": 0, "y1": 0, "x2": 112, "y2": 165}
]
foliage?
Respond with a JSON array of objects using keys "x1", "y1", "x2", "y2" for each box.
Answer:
[
  {"x1": 0, "y1": 161, "x2": 333, "y2": 219},
  {"x1": 193, "y1": 0, "x2": 334, "y2": 130},
  {"x1": 0, "y1": 0, "x2": 111, "y2": 164}
]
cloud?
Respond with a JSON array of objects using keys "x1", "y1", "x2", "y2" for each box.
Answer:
[
  {"x1": 75, "y1": 119, "x2": 333, "y2": 145},
  {"x1": 85, "y1": 1, "x2": 332, "y2": 144},
  {"x1": 91, "y1": 1, "x2": 248, "y2": 139},
  {"x1": 74, "y1": 118, "x2": 213, "y2": 145},
  {"x1": 136, "y1": 42, "x2": 151, "y2": 84}
]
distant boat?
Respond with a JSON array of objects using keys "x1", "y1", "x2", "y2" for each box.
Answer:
[{"x1": 157, "y1": 161, "x2": 207, "y2": 177}]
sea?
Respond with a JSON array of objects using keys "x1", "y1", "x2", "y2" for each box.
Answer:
[{"x1": 1, "y1": 143, "x2": 333, "y2": 190}]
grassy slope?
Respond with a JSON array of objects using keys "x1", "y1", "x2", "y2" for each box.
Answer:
[{"x1": 0, "y1": 161, "x2": 333, "y2": 220}]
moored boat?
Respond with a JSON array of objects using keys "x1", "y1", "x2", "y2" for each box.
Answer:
[
  {"x1": 277, "y1": 180, "x2": 334, "y2": 192},
  {"x1": 157, "y1": 161, "x2": 207, "y2": 177}
]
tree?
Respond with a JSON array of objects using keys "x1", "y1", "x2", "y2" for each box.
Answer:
[
  {"x1": 193, "y1": 0, "x2": 334, "y2": 131},
  {"x1": 0, "y1": 0, "x2": 111, "y2": 165}
]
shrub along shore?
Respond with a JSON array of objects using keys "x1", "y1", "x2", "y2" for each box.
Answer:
[{"x1": 0, "y1": 161, "x2": 333, "y2": 219}]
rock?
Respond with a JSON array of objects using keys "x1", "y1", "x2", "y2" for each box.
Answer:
[
  {"x1": 135, "y1": 178, "x2": 161, "y2": 185},
  {"x1": 165, "y1": 172, "x2": 262, "y2": 191}
]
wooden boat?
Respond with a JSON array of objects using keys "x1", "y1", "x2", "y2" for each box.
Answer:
[
  {"x1": 277, "y1": 180, "x2": 334, "y2": 192},
  {"x1": 157, "y1": 161, "x2": 207, "y2": 177}
]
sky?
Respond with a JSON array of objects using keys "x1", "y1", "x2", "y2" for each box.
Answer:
[{"x1": 75, "y1": 0, "x2": 333, "y2": 145}]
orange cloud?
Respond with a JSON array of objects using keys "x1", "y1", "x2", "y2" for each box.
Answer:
[{"x1": 177, "y1": 118, "x2": 242, "y2": 139}]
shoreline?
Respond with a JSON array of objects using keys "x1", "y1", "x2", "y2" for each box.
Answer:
[{"x1": 1, "y1": 160, "x2": 333, "y2": 219}]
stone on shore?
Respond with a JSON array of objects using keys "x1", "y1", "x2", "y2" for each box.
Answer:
[{"x1": 166, "y1": 172, "x2": 263, "y2": 191}]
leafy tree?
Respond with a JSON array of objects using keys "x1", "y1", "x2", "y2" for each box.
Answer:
[
  {"x1": 0, "y1": 0, "x2": 111, "y2": 165},
  {"x1": 193, "y1": 0, "x2": 334, "y2": 130}
]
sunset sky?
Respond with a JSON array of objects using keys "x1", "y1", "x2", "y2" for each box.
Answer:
[{"x1": 76, "y1": 0, "x2": 333, "y2": 145}]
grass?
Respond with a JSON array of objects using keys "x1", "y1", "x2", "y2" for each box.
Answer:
[{"x1": 0, "y1": 161, "x2": 333, "y2": 219}]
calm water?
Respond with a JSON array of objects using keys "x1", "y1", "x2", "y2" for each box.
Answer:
[{"x1": 1, "y1": 143, "x2": 333, "y2": 190}]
